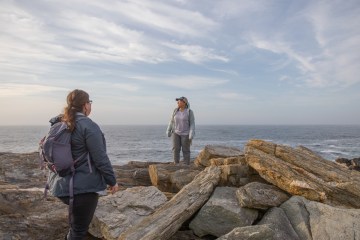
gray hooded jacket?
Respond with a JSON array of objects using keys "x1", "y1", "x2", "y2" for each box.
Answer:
[{"x1": 166, "y1": 101, "x2": 195, "y2": 139}]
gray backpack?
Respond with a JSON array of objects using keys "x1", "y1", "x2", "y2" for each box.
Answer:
[
  {"x1": 39, "y1": 121, "x2": 85, "y2": 177},
  {"x1": 39, "y1": 116, "x2": 91, "y2": 225}
]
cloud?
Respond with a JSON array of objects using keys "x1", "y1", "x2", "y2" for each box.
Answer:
[
  {"x1": 303, "y1": 0, "x2": 360, "y2": 87},
  {"x1": 0, "y1": 83, "x2": 68, "y2": 96},
  {"x1": 163, "y1": 42, "x2": 229, "y2": 64},
  {"x1": 127, "y1": 74, "x2": 229, "y2": 90},
  {"x1": 0, "y1": 0, "x2": 224, "y2": 79},
  {"x1": 165, "y1": 75, "x2": 228, "y2": 89},
  {"x1": 89, "y1": 0, "x2": 218, "y2": 37},
  {"x1": 217, "y1": 92, "x2": 254, "y2": 101},
  {"x1": 112, "y1": 83, "x2": 139, "y2": 92},
  {"x1": 212, "y1": 0, "x2": 270, "y2": 19},
  {"x1": 244, "y1": 0, "x2": 360, "y2": 88}
]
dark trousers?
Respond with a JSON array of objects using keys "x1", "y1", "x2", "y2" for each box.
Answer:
[
  {"x1": 172, "y1": 133, "x2": 191, "y2": 164},
  {"x1": 59, "y1": 192, "x2": 99, "y2": 240}
]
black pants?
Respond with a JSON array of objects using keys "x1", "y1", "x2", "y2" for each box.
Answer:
[{"x1": 59, "y1": 192, "x2": 99, "y2": 240}]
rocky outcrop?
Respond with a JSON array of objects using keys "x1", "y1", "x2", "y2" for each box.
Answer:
[
  {"x1": 335, "y1": 157, "x2": 360, "y2": 171},
  {"x1": 0, "y1": 152, "x2": 69, "y2": 240},
  {"x1": 245, "y1": 139, "x2": 360, "y2": 208},
  {"x1": 2, "y1": 140, "x2": 360, "y2": 240},
  {"x1": 0, "y1": 152, "x2": 166, "y2": 240},
  {"x1": 0, "y1": 152, "x2": 47, "y2": 188}
]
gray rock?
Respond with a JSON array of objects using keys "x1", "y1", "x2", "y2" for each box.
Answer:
[
  {"x1": 280, "y1": 196, "x2": 312, "y2": 240},
  {"x1": 258, "y1": 207, "x2": 300, "y2": 240},
  {"x1": 217, "y1": 207, "x2": 300, "y2": 240},
  {"x1": 281, "y1": 195, "x2": 360, "y2": 240},
  {"x1": 236, "y1": 182, "x2": 290, "y2": 210},
  {"x1": 306, "y1": 199, "x2": 360, "y2": 240},
  {"x1": 89, "y1": 186, "x2": 167, "y2": 240},
  {"x1": 170, "y1": 168, "x2": 202, "y2": 191},
  {"x1": 216, "y1": 225, "x2": 277, "y2": 240},
  {"x1": 189, "y1": 186, "x2": 258, "y2": 238}
]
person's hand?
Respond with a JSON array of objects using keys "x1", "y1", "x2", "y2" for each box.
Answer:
[{"x1": 109, "y1": 183, "x2": 119, "y2": 194}]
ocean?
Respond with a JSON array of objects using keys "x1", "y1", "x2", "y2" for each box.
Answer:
[{"x1": 1, "y1": 125, "x2": 359, "y2": 165}]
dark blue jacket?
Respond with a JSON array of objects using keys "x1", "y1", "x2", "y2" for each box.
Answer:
[{"x1": 47, "y1": 113, "x2": 117, "y2": 197}]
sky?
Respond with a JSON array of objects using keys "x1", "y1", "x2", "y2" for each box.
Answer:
[{"x1": 0, "y1": 0, "x2": 359, "y2": 125}]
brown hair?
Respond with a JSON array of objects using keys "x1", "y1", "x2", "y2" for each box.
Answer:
[{"x1": 62, "y1": 89, "x2": 89, "y2": 131}]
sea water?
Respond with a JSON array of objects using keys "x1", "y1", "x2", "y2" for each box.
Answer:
[{"x1": 1, "y1": 125, "x2": 359, "y2": 165}]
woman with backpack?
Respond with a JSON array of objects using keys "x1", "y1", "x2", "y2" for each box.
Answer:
[
  {"x1": 46, "y1": 89, "x2": 119, "y2": 240},
  {"x1": 166, "y1": 96, "x2": 195, "y2": 165}
]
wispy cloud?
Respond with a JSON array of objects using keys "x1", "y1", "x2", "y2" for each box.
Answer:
[
  {"x1": 89, "y1": 0, "x2": 218, "y2": 37},
  {"x1": 127, "y1": 74, "x2": 228, "y2": 90},
  {"x1": 166, "y1": 75, "x2": 228, "y2": 89},
  {"x1": 243, "y1": 0, "x2": 360, "y2": 88},
  {"x1": 0, "y1": 0, "x2": 219, "y2": 70},
  {"x1": 163, "y1": 42, "x2": 229, "y2": 64},
  {"x1": 217, "y1": 92, "x2": 254, "y2": 101},
  {"x1": 303, "y1": 0, "x2": 360, "y2": 87},
  {"x1": 112, "y1": 83, "x2": 139, "y2": 92},
  {"x1": 0, "y1": 83, "x2": 68, "y2": 96}
]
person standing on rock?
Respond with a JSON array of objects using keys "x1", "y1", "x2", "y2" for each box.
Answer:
[
  {"x1": 166, "y1": 96, "x2": 195, "y2": 165},
  {"x1": 47, "y1": 89, "x2": 119, "y2": 240}
]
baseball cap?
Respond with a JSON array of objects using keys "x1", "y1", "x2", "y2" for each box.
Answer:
[{"x1": 175, "y1": 96, "x2": 188, "y2": 104}]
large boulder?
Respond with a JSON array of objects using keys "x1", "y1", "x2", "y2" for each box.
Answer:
[
  {"x1": 218, "y1": 207, "x2": 300, "y2": 240},
  {"x1": 89, "y1": 186, "x2": 167, "y2": 240},
  {"x1": 189, "y1": 186, "x2": 258, "y2": 238},
  {"x1": 279, "y1": 196, "x2": 312, "y2": 240},
  {"x1": 280, "y1": 196, "x2": 360, "y2": 240},
  {"x1": 236, "y1": 182, "x2": 290, "y2": 210},
  {"x1": 245, "y1": 139, "x2": 360, "y2": 208}
]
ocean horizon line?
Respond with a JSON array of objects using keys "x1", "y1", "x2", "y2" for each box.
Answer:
[{"x1": 1, "y1": 123, "x2": 360, "y2": 127}]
